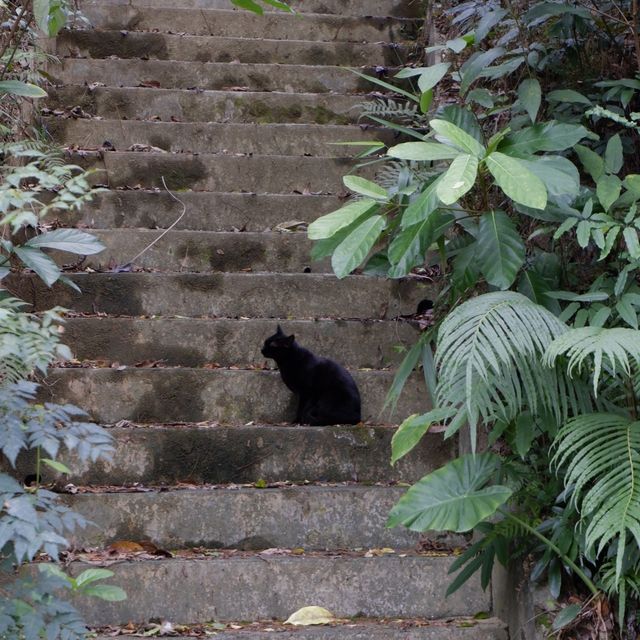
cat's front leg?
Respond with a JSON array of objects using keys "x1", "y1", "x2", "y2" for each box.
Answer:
[{"x1": 295, "y1": 394, "x2": 308, "y2": 424}]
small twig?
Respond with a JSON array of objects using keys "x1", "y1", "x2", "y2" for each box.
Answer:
[
  {"x1": 632, "y1": 0, "x2": 640, "y2": 71},
  {"x1": 123, "y1": 177, "x2": 187, "y2": 267}
]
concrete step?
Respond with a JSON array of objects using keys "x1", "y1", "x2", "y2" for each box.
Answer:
[
  {"x1": 78, "y1": 6, "x2": 418, "y2": 41},
  {"x1": 62, "y1": 318, "x2": 418, "y2": 368},
  {"x1": 64, "y1": 486, "x2": 428, "y2": 550},
  {"x1": 54, "y1": 59, "x2": 378, "y2": 94},
  {"x1": 41, "y1": 367, "x2": 428, "y2": 423},
  {"x1": 49, "y1": 119, "x2": 390, "y2": 156},
  {"x1": 58, "y1": 191, "x2": 338, "y2": 231},
  {"x1": 74, "y1": 150, "x2": 361, "y2": 194},
  {"x1": 79, "y1": 0, "x2": 422, "y2": 18},
  {"x1": 14, "y1": 272, "x2": 432, "y2": 318},
  {"x1": 70, "y1": 555, "x2": 489, "y2": 625},
  {"x1": 46, "y1": 86, "x2": 364, "y2": 124},
  {"x1": 67, "y1": 230, "x2": 325, "y2": 274},
  {"x1": 93, "y1": 622, "x2": 507, "y2": 640},
  {"x1": 58, "y1": 30, "x2": 408, "y2": 66},
  {"x1": 23, "y1": 423, "x2": 451, "y2": 485}
]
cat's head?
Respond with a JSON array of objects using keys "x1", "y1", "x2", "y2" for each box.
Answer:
[{"x1": 261, "y1": 324, "x2": 295, "y2": 358}]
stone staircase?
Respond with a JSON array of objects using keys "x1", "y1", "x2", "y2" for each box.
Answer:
[{"x1": 26, "y1": 0, "x2": 507, "y2": 636}]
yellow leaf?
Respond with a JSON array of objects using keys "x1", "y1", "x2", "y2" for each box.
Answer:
[{"x1": 284, "y1": 606, "x2": 336, "y2": 626}]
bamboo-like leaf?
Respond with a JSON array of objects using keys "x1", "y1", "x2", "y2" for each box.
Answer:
[{"x1": 387, "y1": 142, "x2": 460, "y2": 162}]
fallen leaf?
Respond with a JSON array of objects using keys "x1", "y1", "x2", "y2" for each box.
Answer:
[
  {"x1": 107, "y1": 540, "x2": 144, "y2": 554},
  {"x1": 285, "y1": 606, "x2": 336, "y2": 626}
]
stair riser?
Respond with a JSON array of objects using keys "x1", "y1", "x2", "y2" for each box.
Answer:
[
  {"x1": 74, "y1": 152, "x2": 362, "y2": 194},
  {"x1": 54, "y1": 59, "x2": 378, "y2": 94},
  {"x1": 70, "y1": 556, "x2": 489, "y2": 624},
  {"x1": 42, "y1": 368, "x2": 429, "y2": 424},
  {"x1": 79, "y1": 7, "x2": 418, "y2": 41},
  {"x1": 11, "y1": 273, "x2": 432, "y2": 319},
  {"x1": 49, "y1": 119, "x2": 389, "y2": 157},
  {"x1": 58, "y1": 30, "x2": 408, "y2": 66},
  {"x1": 62, "y1": 318, "x2": 419, "y2": 368},
  {"x1": 58, "y1": 191, "x2": 339, "y2": 231},
  {"x1": 64, "y1": 487, "x2": 426, "y2": 550},
  {"x1": 17, "y1": 425, "x2": 451, "y2": 485},
  {"x1": 48, "y1": 86, "x2": 363, "y2": 124}
]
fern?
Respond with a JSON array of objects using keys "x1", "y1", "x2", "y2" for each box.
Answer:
[{"x1": 359, "y1": 97, "x2": 422, "y2": 124}]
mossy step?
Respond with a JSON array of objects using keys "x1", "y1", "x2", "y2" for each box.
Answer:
[
  {"x1": 17, "y1": 423, "x2": 451, "y2": 486},
  {"x1": 47, "y1": 86, "x2": 364, "y2": 124},
  {"x1": 54, "y1": 58, "x2": 384, "y2": 94},
  {"x1": 78, "y1": 6, "x2": 418, "y2": 41},
  {"x1": 12, "y1": 272, "x2": 433, "y2": 319},
  {"x1": 56, "y1": 191, "x2": 338, "y2": 232},
  {"x1": 49, "y1": 119, "x2": 390, "y2": 157},
  {"x1": 69, "y1": 555, "x2": 489, "y2": 625},
  {"x1": 72, "y1": 150, "x2": 366, "y2": 194},
  {"x1": 58, "y1": 30, "x2": 409, "y2": 66},
  {"x1": 41, "y1": 367, "x2": 429, "y2": 424},
  {"x1": 64, "y1": 485, "x2": 432, "y2": 550}
]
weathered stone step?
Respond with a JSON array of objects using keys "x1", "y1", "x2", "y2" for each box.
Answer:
[
  {"x1": 80, "y1": 0, "x2": 422, "y2": 18},
  {"x1": 50, "y1": 119, "x2": 389, "y2": 156},
  {"x1": 31, "y1": 424, "x2": 452, "y2": 486},
  {"x1": 78, "y1": 6, "x2": 417, "y2": 41},
  {"x1": 42, "y1": 368, "x2": 428, "y2": 424},
  {"x1": 93, "y1": 622, "x2": 507, "y2": 640},
  {"x1": 54, "y1": 59, "x2": 377, "y2": 94},
  {"x1": 13, "y1": 273, "x2": 432, "y2": 319},
  {"x1": 63, "y1": 318, "x2": 418, "y2": 368},
  {"x1": 47, "y1": 86, "x2": 363, "y2": 124},
  {"x1": 74, "y1": 151, "x2": 360, "y2": 194},
  {"x1": 70, "y1": 555, "x2": 489, "y2": 625},
  {"x1": 65, "y1": 486, "x2": 426, "y2": 550},
  {"x1": 58, "y1": 30, "x2": 406, "y2": 66},
  {"x1": 69, "y1": 230, "x2": 323, "y2": 274},
  {"x1": 60, "y1": 191, "x2": 337, "y2": 231}
]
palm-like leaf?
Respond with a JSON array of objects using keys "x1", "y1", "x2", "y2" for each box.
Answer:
[
  {"x1": 435, "y1": 292, "x2": 570, "y2": 446},
  {"x1": 544, "y1": 327, "x2": 640, "y2": 395},
  {"x1": 552, "y1": 413, "x2": 640, "y2": 580}
]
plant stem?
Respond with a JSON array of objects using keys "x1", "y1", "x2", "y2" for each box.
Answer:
[
  {"x1": 35, "y1": 445, "x2": 41, "y2": 486},
  {"x1": 498, "y1": 508, "x2": 600, "y2": 597}
]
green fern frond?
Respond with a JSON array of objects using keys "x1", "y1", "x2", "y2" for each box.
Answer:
[
  {"x1": 553, "y1": 413, "x2": 640, "y2": 581},
  {"x1": 435, "y1": 292, "x2": 571, "y2": 447},
  {"x1": 544, "y1": 327, "x2": 640, "y2": 395}
]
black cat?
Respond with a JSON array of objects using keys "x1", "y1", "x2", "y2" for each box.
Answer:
[{"x1": 261, "y1": 325, "x2": 362, "y2": 426}]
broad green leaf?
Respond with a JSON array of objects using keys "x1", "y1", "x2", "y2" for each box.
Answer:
[
  {"x1": 525, "y1": 2, "x2": 591, "y2": 20},
  {"x1": 479, "y1": 56, "x2": 525, "y2": 81},
  {"x1": 396, "y1": 63, "x2": 450, "y2": 92},
  {"x1": 476, "y1": 210, "x2": 526, "y2": 289},
  {"x1": 574, "y1": 144, "x2": 604, "y2": 181},
  {"x1": 26, "y1": 228, "x2": 106, "y2": 255},
  {"x1": 486, "y1": 152, "x2": 547, "y2": 210},
  {"x1": 439, "y1": 105, "x2": 484, "y2": 144},
  {"x1": 604, "y1": 134, "x2": 623, "y2": 175},
  {"x1": 547, "y1": 89, "x2": 592, "y2": 105},
  {"x1": 596, "y1": 174, "x2": 622, "y2": 212},
  {"x1": 467, "y1": 88, "x2": 494, "y2": 108},
  {"x1": 576, "y1": 220, "x2": 591, "y2": 248},
  {"x1": 384, "y1": 334, "x2": 430, "y2": 413},
  {"x1": 0, "y1": 266, "x2": 9, "y2": 280},
  {"x1": 616, "y1": 296, "x2": 638, "y2": 329},
  {"x1": 75, "y1": 568, "x2": 115, "y2": 588},
  {"x1": 501, "y1": 122, "x2": 587, "y2": 156},
  {"x1": 446, "y1": 37, "x2": 468, "y2": 53},
  {"x1": 514, "y1": 413, "x2": 536, "y2": 459},
  {"x1": 331, "y1": 215, "x2": 386, "y2": 279},
  {"x1": 343, "y1": 175, "x2": 387, "y2": 201},
  {"x1": 391, "y1": 408, "x2": 454, "y2": 465},
  {"x1": 420, "y1": 89, "x2": 433, "y2": 114},
  {"x1": 460, "y1": 47, "x2": 505, "y2": 94},
  {"x1": 387, "y1": 142, "x2": 460, "y2": 162},
  {"x1": 81, "y1": 584, "x2": 127, "y2": 602},
  {"x1": 517, "y1": 78, "x2": 541, "y2": 123},
  {"x1": 387, "y1": 453, "x2": 512, "y2": 532},
  {"x1": 308, "y1": 199, "x2": 378, "y2": 240},
  {"x1": 14, "y1": 246, "x2": 60, "y2": 287},
  {"x1": 260, "y1": 0, "x2": 293, "y2": 11},
  {"x1": 474, "y1": 8, "x2": 508, "y2": 42},
  {"x1": 437, "y1": 154, "x2": 479, "y2": 205},
  {"x1": 518, "y1": 156, "x2": 579, "y2": 199},
  {"x1": 624, "y1": 174, "x2": 640, "y2": 195},
  {"x1": 401, "y1": 177, "x2": 442, "y2": 228},
  {"x1": 430, "y1": 119, "x2": 485, "y2": 158},
  {"x1": 230, "y1": 0, "x2": 265, "y2": 13},
  {"x1": 41, "y1": 458, "x2": 72, "y2": 474},
  {"x1": 624, "y1": 226, "x2": 640, "y2": 259},
  {"x1": 0, "y1": 80, "x2": 47, "y2": 98},
  {"x1": 349, "y1": 69, "x2": 419, "y2": 103},
  {"x1": 552, "y1": 604, "x2": 582, "y2": 631}
]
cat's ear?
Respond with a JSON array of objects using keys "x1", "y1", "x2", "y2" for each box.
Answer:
[
  {"x1": 276, "y1": 324, "x2": 284, "y2": 335},
  {"x1": 285, "y1": 334, "x2": 295, "y2": 346}
]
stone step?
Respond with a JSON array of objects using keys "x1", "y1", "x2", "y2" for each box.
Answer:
[
  {"x1": 50, "y1": 119, "x2": 389, "y2": 157},
  {"x1": 74, "y1": 150, "x2": 361, "y2": 194},
  {"x1": 41, "y1": 368, "x2": 428, "y2": 424},
  {"x1": 78, "y1": 6, "x2": 418, "y2": 41},
  {"x1": 62, "y1": 317, "x2": 418, "y2": 368},
  {"x1": 12, "y1": 273, "x2": 432, "y2": 319},
  {"x1": 70, "y1": 555, "x2": 489, "y2": 625},
  {"x1": 93, "y1": 622, "x2": 507, "y2": 640},
  {"x1": 47, "y1": 86, "x2": 364, "y2": 124},
  {"x1": 64, "y1": 486, "x2": 429, "y2": 550},
  {"x1": 79, "y1": 0, "x2": 422, "y2": 18},
  {"x1": 54, "y1": 59, "x2": 378, "y2": 94},
  {"x1": 23, "y1": 423, "x2": 451, "y2": 486},
  {"x1": 58, "y1": 30, "x2": 408, "y2": 66},
  {"x1": 68, "y1": 230, "x2": 324, "y2": 274},
  {"x1": 59, "y1": 191, "x2": 338, "y2": 231}
]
